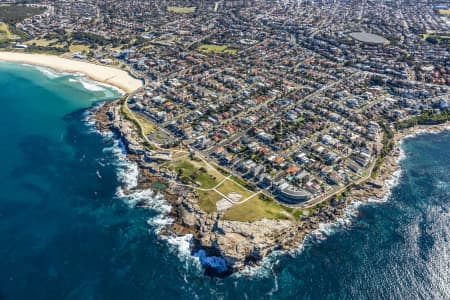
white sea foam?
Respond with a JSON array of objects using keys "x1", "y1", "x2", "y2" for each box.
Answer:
[
  {"x1": 84, "y1": 104, "x2": 188, "y2": 258},
  {"x1": 238, "y1": 143, "x2": 409, "y2": 278},
  {"x1": 20, "y1": 63, "x2": 35, "y2": 68},
  {"x1": 97, "y1": 131, "x2": 203, "y2": 273},
  {"x1": 34, "y1": 65, "x2": 70, "y2": 79},
  {"x1": 82, "y1": 109, "x2": 100, "y2": 134},
  {"x1": 343, "y1": 200, "x2": 364, "y2": 218},
  {"x1": 165, "y1": 234, "x2": 203, "y2": 273},
  {"x1": 236, "y1": 250, "x2": 285, "y2": 279},
  {"x1": 25, "y1": 63, "x2": 125, "y2": 96},
  {"x1": 237, "y1": 127, "x2": 450, "y2": 279},
  {"x1": 72, "y1": 77, "x2": 107, "y2": 92},
  {"x1": 234, "y1": 256, "x2": 283, "y2": 292},
  {"x1": 69, "y1": 76, "x2": 121, "y2": 100},
  {"x1": 115, "y1": 178, "x2": 202, "y2": 273},
  {"x1": 115, "y1": 159, "x2": 139, "y2": 190},
  {"x1": 147, "y1": 206, "x2": 203, "y2": 275},
  {"x1": 317, "y1": 218, "x2": 346, "y2": 236},
  {"x1": 194, "y1": 250, "x2": 228, "y2": 273},
  {"x1": 69, "y1": 75, "x2": 125, "y2": 96},
  {"x1": 97, "y1": 81, "x2": 125, "y2": 96}
]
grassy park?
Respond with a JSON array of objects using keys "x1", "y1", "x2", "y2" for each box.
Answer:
[
  {"x1": 69, "y1": 44, "x2": 90, "y2": 53},
  {"x1": 0, "y1": 22, "x2": 19, "y2": 42},
  {"x1": 26, "y1": 38, "x2": 66, "y2": 48},
  {"x1": 133, "y1": 112, "x2": 157, "y2": 136},
  {"x1": 198, "y1": 44, "x2": 237, "y2": 54},
  {"x1": 216, "y1": 179, "x2": 253, "y2": 200},
  {"x1": 167, "y1": 6, "x2": 196, "y2": 13},
  {"x1": 196, "y1": 190, "x2": 223, "y2": 213},
  {"x1": 170, "y1": 158, "x2": 222, "y2": 189},
  {"x1": 222, "y1": 193, "x2": 293, "y2": 222}
]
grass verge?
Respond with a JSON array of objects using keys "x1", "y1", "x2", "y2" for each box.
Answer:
[
  {"x1": 196, "y1": 190, "x2": 222, "y2": 213},
  {"x1": 222, "y1": 194, "x2": 292, "y2": 222},
  {"x1": 171, "y1": 159, "x2": 221, "y2": 189},
  {"x1": 216, "y1": 179, "x2": 253, "y2": 200},
  {"x1": 198, "y1": 44, "x2": 237, "y2": 54},
  {"x1": 167, "y1": 6, "x2": 196, "y2": 13}
]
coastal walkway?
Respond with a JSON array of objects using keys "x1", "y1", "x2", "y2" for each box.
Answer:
[{"x1": 122, "y1": 95, "x2": 258, "y2": 208}]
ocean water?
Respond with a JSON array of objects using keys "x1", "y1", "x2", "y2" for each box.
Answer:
[{"x1": 0, "y1": 62, "x2": 449, "y2": 300}]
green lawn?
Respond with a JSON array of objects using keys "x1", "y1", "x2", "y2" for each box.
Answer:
[
  {"x1": 422, "y1": 33, "x2": 450, "y2": 44},
  {"x1": 167, "y1": 6, "x2": 196, "y2": 13},
  {"x1": 216, "y1": 179, "x2": 253, "y2": 200},
  {"x1": 133, "y1": 112, "x2": 157, "y2": 135},
  {"x1": 196, "y1": 190, "x2": 222, "y2": 213},
  {"x1": 229, "y1": 175, "x2": 256, "y2": 191},
  {"x1": 69, "y1": 44, "x2": 90, "y2": 52},
  {"x1": 222, "y1": 194, "x2": 292, "y2": 222},
  {"x1": 292, "y1": 209, "x2": 304, "y2": 219},
  {"x1": 173, "y1": 160, "x2": 219, "y2": 189},
  {"x1": 26, "y1": 38, "x2": 55, "y2": 46},
  {"x1": 0, "y1": 22, "x2": 19, "y2": 41},
  {"x1": 198, "y1": 44, "x2": 237, "y2": 54}
]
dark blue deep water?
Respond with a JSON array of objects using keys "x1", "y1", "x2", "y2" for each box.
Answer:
[{"x1": 0, "y1": 62, "x2": 449, "y2": 300}]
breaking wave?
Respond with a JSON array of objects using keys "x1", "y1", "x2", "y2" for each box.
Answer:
[
  {"x1": 234, "y1": 130, "x2": 416, "y2": 278},
  {"x1": 68, "y1": 76, "x2": 124, "y2": 97},
  {"x1": 112, "y1": 151, "x2": 202, "y2": 273},
  {"x1": 87, "y1": 116, "x2": 203, "y2": 274},
  {"x1": 69, "y1": 77, "x2": 106, "y2": 92},
  {"x1": 22, "y1": 63, "x2": 124, "y2": 97},
  {"x1": 33, "y1": 65, "x2": 71, "y2": 79}
]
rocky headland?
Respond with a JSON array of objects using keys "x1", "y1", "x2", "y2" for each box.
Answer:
[{"x1": 93, "y1": 99, "x2": 449, "y2": 276}]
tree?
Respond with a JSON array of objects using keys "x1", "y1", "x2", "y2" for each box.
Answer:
[{"x1": 425, "y1": 36, "x2": 439, "y2": 45}]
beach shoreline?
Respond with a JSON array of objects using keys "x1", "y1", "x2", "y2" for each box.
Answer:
[
  {"x1": 11, "y1": 52, "x2": 447, "y2": 275},
  {"x1": 0, "y1": 52, "x2": 142, "y2": 93}
]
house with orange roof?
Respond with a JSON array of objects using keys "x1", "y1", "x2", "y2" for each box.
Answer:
[
  {"x1": 286, "y1": 166, "x2": 298, "y2": 174},
  {"x1": 214, "y1": 146, "x2": 225, "y2": 157},
  {"x1": 274, "y1": 156, "x2": 284, "y2": 164}
]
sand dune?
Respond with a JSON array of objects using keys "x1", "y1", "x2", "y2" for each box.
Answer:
[{"x1": 0, "y1": 52, "x2": 142, "y2": 93}]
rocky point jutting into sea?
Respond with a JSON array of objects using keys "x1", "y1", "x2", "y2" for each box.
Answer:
[{"x1": 93, "y1": 97, "x2": 449, "y2": 275}]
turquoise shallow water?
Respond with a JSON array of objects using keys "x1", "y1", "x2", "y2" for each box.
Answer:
[{"x1": 0, "y1": 62, "x2": 449, "y2": 299}]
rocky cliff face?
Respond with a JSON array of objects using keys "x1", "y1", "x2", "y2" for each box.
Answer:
[
  {"x1": 93, "y1": 100, "x2": 432, "y2": 276},
  {"x1": 166, "y1": 187, "x2": 348, "y2": 273},
  {"x1": 92, "y1": 101, "x2": 313, "y2": 273},
  {"x1": 171, "y1": 196, "x2": 296, "y2": 270},
  {"x1": 92, "y1": 101, "x2": 350, "y2": 274}
]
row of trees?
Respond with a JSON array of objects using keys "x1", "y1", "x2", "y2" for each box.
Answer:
[
  {"x1": 372, "y1": 122, "x2": 394, "y2": 176},
  {"x1": 395, "y1": 110, "x2": 450, "y2": 130}
]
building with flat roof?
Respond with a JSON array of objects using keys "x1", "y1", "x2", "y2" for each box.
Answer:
[{"x1": 276, "y1": 182, "x2": 312, "y2": 204}]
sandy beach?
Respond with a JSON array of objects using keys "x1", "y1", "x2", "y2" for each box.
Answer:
[{"x1": 0, "y1": 52, "x2": 142, "y2": 93}]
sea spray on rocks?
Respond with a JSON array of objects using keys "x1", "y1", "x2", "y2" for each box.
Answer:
[{"x1": 88, "y1": 114, "x2": 205, "y2": 275}]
